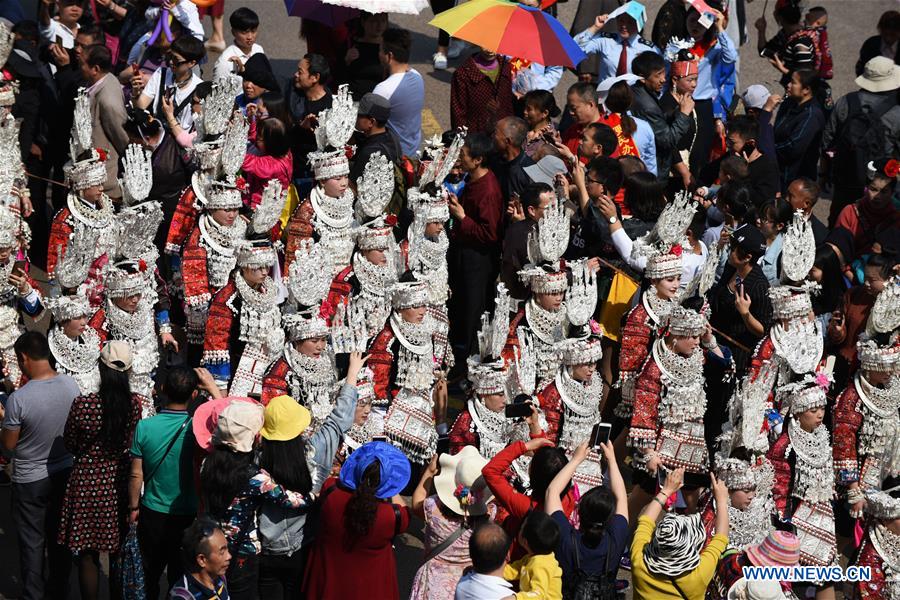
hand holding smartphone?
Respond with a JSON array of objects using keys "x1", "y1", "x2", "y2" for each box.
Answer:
[{"x1": 589, "y1": 422, "x2": 612, "y2": 449}]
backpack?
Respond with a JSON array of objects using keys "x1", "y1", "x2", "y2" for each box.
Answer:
[
  {"x1": 832, "y1": 92, "x2": 892, "y2": 187},
  {"x1": 563, "y1": 530, "x2": 617, "y2": 600}
]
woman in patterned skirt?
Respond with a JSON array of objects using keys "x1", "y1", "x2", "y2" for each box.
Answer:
[{"x1": 58, "y1": 341, "x2": 142, "y2": 600}]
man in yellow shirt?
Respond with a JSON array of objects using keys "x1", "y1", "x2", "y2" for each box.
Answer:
[{"x1": 631, "y1": 468, "x2": 730, "y2": 599}]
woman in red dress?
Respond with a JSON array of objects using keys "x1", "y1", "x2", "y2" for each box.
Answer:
[{"x1": 303, "y1": 441, "x2": 412, "y2": 599}]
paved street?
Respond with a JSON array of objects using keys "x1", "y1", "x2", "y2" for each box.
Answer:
[{"x1": 1, "y1": 0, "x2": 897, "y2": 598}]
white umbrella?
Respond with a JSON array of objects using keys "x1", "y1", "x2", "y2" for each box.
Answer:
[{"x1": 320, "y1": 0, "x2": 430, "y2": 15}]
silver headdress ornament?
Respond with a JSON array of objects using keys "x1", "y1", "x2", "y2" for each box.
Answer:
[
  {"x1": 55, "y1": 227, "x2": 100, "y2": 289},
  {"x1": 433, "y1": 128, "x2": 468, "y2": 189},
  {"x1": 0, "y1": 113, "x2": 25, "y2": 199},
  {"x1": 663, "y1": 36, "x2": 697, "y2": 63},
  {"x1": 119, "y1": 144, "x2": 152, "y2": 206},
  {"x1": 519, "y1": 195, "x2": 569, "y2": 294},
  {"x1": 104, "y1": 259, "x2": 150, "y2": 299},
  {"x1": 867, "y1": 276, "x2": 900, "y2": 337},
  {"x1": 0, "y1": 21, "x2": 13, "y2": 71},
  {"x1": 390, "y1": 280, "x2": 430, "y2": 310},
  {"x1": 66, "y1": 90, "x2": 107, "y2": 191},
  {"x1": 865, "y1": 489, "x2": 900, "y2": 520},
  {"x1": 857, "y1": 336, "x2": 900, "y2": 373},
  {"x1": 780, "y1": 210, "x2": 816, "y2": 283},
  {"x1": 513, "y1": 326, "x2": 538, "y2": 396},
  {"x1": 356, "y1": 152, "x2": 394, "y2": 219},
  {"x1": 716, "y1": 457, "x2": 758, "y2": 491},
  {"x1": 283, "y1": 309, "x2": 330, "y2": 342},
  {"x1": 566, "y1": 259, "x2": 597, "y2": 326},
  {"x1": 203, "y1": 178, "x2": 244, "y2": 210},
  {"x1": 287, "y1": 239, "x2": 330, "y2": 307},
  {"x1": 555, "y1": 326, "x2": 604, "y2": 366},
  {"x1": 682, "y1": 244, "x2": 719, "y2": 300},
  {"x1": 194, "y1": 75, "x2": 242, "y2": 140},
  {"x1": 192, "y1": 142, "x2": 223, "y2": 176},
  {"x1": 632, "y1": 190, "x2": 696, "y2": 260},
  {"x1": 116, "y1": 201, "x2": 164, "y2": 261},
  {"x1": 330, "y1": 295, "x2": 368, "y2": 353},
  {"x1": 769, "y1": 281, "x2": 820, "y2": 320},
  {"x1": 235, "y1": 239, "x2": 279, "y2": 269},
  {"x1": 44, "y1": 293, "x2": 91, "y2": 323},
  {"x1": 645, "y1": 246, "x2": 684, "y2": 280},
  {"x1": 0, "y1": 204, "x2": 18, "y2": 248},
  {"x1": 355, "y1": 367, "x2": 377, "y2": 405},
  {"x1": 219, "y1": 111, "x2": 249, "y2": 181},
  {"x1": 468, "y1": 284, "x2": 511, "y2": 396},
  {"x1": 666, "y1": 304, "x2": 707, "y2": 337},
  {"x1": 355, "y1": 216, "x2": 396, "y2": 252},
  {"x1": 727, "y1": 360, "x2": 778, "y2": 454},
  {"x1": 779, "y1": 374, "x2": 829, "y2": 415},
  {"x1": 250, "y1": 179, "x2": 286, "y2": 235},
  {"x1": 310, "y1": 84, "x2": 357, "y2": 181}
]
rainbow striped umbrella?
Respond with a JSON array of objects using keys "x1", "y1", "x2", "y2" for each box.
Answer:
[{"x1": 429, "y1": 0, "x2": 587, "y2": 68}]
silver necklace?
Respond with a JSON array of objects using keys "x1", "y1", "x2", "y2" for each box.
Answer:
[
  {"x1": 199, "y1": 214, "x2": 245, "y2": 289},
  {"x1": 525, "y1": 298, "x2": 567, "y2": 345},
  {"x1": 642, "y1": 291, "x2": 673, "y2": 327},
  {"x1": 872, "y1": 522, "x2": 900, "y2": 599},
  {"x1": 653, "y1": 339, "x2": 706, "y2": 425},
  {"x1": 469, "y1": 398, "x2": 512, "y2": 459},
  {"x1": 856, "y1": 374, "x2": 900, "y2": 459},
  {"x1": 48, "y1": 328, "x2": 101, "y2": 395},
  {"x1": 68, "y1": 193, "x2": 112, "y2": 227},
  {"x1": 787, "y1": 420, "x2": 834, "y2": 504},
  {"x1": 390, "y1": 313, "x2": 434, "y2": 392},
  {"x1": 556, "y1": 368, "x2": 602, "y2": 451},
  {"x1": 726, "y1": 494, "x2": 775, "y2": 551},
  {"x1": 352, "y1": 252, "x2": 395, "y2": 336},
  {"x1": 106, "y1": 298, "x2": 154, "y2": 339},
  {"x1": 310, "y1": 186, "x2": 354, "y2": 228},
  {"x1": 285, "y1": 344, "x2": 337, "y2": 428},
  {"x1": 234, "y1": 275, "x2": 282, "y2": 346}
]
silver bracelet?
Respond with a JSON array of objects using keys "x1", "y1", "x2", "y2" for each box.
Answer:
[{"x1": 702, "y1": 336, "x2": 718, "y2": 350}]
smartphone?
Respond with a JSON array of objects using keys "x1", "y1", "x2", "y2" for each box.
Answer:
[
  {"x1": 589, "y1": 422, "x2": 612, "y2": 449},
  {"x1": 13, "y1": 260, "x2": 26, "y2": 274},
  {"x1": 657, "y1": 466, "x2": 668, "y2": 487},
  {"x1": 742, "y1": 140, "x2": 757, "y2": 158},
  {"x1": 55, "y1": 35, "x2": 64, "y2": 47},
  {"x1": 373, "y1": 435, "x2": 388, "y2": 442},
  {"x1": 164, "y1": 86, "x2": 176, "y2": 100},
  {"x1": 505, "y1": 402, "x2": 533, "y2": 419}
]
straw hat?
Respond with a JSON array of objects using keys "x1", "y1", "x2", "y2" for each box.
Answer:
[
  {"x1": 856, "y1": 56, "x2": 900, "y2": 93},
  {"x1": 727, "y1": 578, "x2": 788, "y2": 600},
  {"x1": 433, "y1": 446, "x2": 494, "y2": 516},
  {"x1": 260, "y1": 395, "x2": 311, "y2": 441}
]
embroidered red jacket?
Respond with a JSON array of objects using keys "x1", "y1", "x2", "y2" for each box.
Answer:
[
  {"x1": 202, "y1": 280, "x2": 241, "y2": 380},
  {"x1": 536, "y1": 380, "x2": 563, "y2": 445},
  {"x1": 366, "y1": 324, "x2": 399, "y2": 405},
  {"x1": 629, "y1": 357, "x2": 664, "y2": 448},
  {"x1": 832, "y1": 381, "x2": 864, "y2": 486},
  {"x1": 854, "y1": 531, "x2": 890, "y2": 600},
  {"x1": 501, "y1": 307, "x2": 526, "y2": 367},
  {"x1": 283, "y1": 199, "x2": 316, "y2": 273},
  {"x1": 261, "y1": 357, "x2": 290, "y2": 406},
  {"x1": 322, "y1": 264, "x2": 356, "y2": 324},
  {"x1": 766, "y1": 429, "x2": 794, "y2": 520},
  {"x1": 181, "y1": 225, "x2": 216, "y2": 306},
  {"x1": 618, "y1": 301, "x2": 655, "y2": 379},
  {"x1": 448, "y1": 409, "x2": 479, "y2": 456},
  {"x1": 165, "y1": 185, "x2": 199, "y2": 256}
]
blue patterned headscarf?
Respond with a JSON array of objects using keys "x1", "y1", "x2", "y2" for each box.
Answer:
[{"x1": 339, "y1": 441, "x2": 411, "y2": 499}]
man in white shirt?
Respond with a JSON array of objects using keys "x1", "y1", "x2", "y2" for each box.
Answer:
[
  {"x1": 212, "y1": 7, "x2": 264, "y2": 82},
  {"x1": 38, "y1": 0, "x2": 82, "y2": 49},
  {"x1": 374, "y1": 27, "x2": 425, "y2": 157},
  {"x1": 134, "y1": 35, "x2": 206, "y2": 132},
  {"x1": 455, "y1": 523, "x2": 516, "y2": 600}
]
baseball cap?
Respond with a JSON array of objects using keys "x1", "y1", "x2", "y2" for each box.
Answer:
[
  {"x1": 358, "y1": 93, "x2": 391, "y2": 123},
  {"x1": 100, "y1": 341, "x2": 133, "y2": 371},
  {"x1": 260, "y1": 395, "x2": 311, "y2": 441},
  {"x1": 524, "y1": 155, "x2": 568, "y2": 186},
  {"x1": 742, "y1": 85, "x2": 771, "y2": 110},
  {"x1": 732, "y1": 224, "x2": 767, "y2": 259}
]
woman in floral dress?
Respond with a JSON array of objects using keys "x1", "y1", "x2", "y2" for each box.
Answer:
[
  {"x1": 58, "y1": 341, "x2": 142, "y2": 600},
  {"x1": 409, "y1": 447, "x2": 495, "y2": 600}
]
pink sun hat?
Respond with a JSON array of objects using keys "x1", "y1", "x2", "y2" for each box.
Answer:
[
  {"x1": 745, "y1": 531, "x2": 800, "y2": 568},
  {"x1": 193, "y1": 396, "x2": 261, "y2": 452}
]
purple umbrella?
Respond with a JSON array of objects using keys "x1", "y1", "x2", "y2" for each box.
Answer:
[{"x1": 284, "y1": 0, "x2": 359, "y2": 26}]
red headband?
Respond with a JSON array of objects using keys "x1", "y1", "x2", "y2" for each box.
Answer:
[{"x1": 672, "y1": 60, "x2": 699, "y2": 78}]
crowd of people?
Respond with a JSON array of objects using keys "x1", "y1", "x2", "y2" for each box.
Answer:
[{"x1": 0, "y1": 0, "x2": 898, "y2": 598}]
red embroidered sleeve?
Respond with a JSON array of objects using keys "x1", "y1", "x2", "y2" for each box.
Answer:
[
  {"x1": 448, "y1": 410, "x2": 478, "y2": 455},
  {"x1": 500, "y1": 308, "x2": 526, "y2": 367},
  {"x1": 537, "y1": 381, "x2": 563, "y2": 445},
  {"x1": 283, "y1": 199, "x2": 315, "y2": 273},
  {"x1": 832, "y1": 385, "x2": 863, "y2": 485},
  {"x1": 181, "y1": 227, "x2": 212, "y2": 306},
  {"x1": 766, "y1": 431, "x2": 792, "y2": 519},
  {"x1": 618, "y1": 304, "x2": 652, "y2": 374},
  {"x1": 166, "y1": 186, "x2": 199, "y2": 255},
  {"x1": 261, "y1": 358, "x2": 290, "y2": 406},
  {"x1": 366, "y1": 326, "x2": 395, "y2": 404},
  {"x1": 47, "y1": 208, "x2": 73, "y2": 278},
  {"x1": 855, "y1": 536, "x2": 886, "y2": 599},
  {"x1": 203, "y1": 282, "x2": 236, "y2": 365},
  {"x1": 322, "y1": 266, "x2": 354, "y2": 325},
  {"x1": 629, "y1": 358, "x2": 662, "y2": 448},
  {"x1": 748, "y1": 337, "x2": 776, "y2": 382},
  {"x1": 88, "y1": 308, "x2": 108, "y2": 343}
]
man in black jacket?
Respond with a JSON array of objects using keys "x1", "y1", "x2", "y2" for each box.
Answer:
[
  {"x1": 349, "y1": 92, "x2": 401, "y2": 182},
  {"x1": 630, "y1": 51, "x2": 694, "y2": 179}
]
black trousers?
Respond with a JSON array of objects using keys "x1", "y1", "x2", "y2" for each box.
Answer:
[
  {"x1": 258, "y1": 550, "x2": 309, "y2": 600},
  {"x1": 226, "y1": 552, "x2": 260, "y2": 600},
  {"x1": 137, "y1": 506, "x2": 194, "y2": 599},
  {"x1": 448, "y1": 244, "x2": 499, "y2": 371},
  {"x1": 430, "y1": 0, "x2": 455, "y2": 47},
  {"x1": 13, "y1": 469, "x2": 72, "y2": 600}
]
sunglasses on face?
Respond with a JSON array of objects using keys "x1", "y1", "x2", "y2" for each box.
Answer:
[{"x1": 166, "y1": 54, "x2": 190, "y2": 67}]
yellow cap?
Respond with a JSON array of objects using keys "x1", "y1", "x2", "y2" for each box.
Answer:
[{"x1": 260, "y1": 395, "x2": 311, "y2": 441}]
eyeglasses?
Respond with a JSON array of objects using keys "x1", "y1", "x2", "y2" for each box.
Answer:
[
  {"x1": 166, "y1": 54, "x2": 190, "y2": 67},
  {"x1": 585, "y1": 175, "x2": 602, "y2": 185}
]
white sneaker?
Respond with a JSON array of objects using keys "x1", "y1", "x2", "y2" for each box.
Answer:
[
  {"x1": 433, "y1": 52, "x2": 448, "y2": 70},
  {"x1": 447, "y1": 39, "x2": 466, "y2": 59}
]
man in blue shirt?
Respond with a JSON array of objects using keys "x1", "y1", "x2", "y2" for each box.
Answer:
[
  {"x1": 374, "y1": 27, "x2": 425, "y2": 157},
  {"x1": 574, "y1": 5, "x2": 660, "y2": 83}
]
